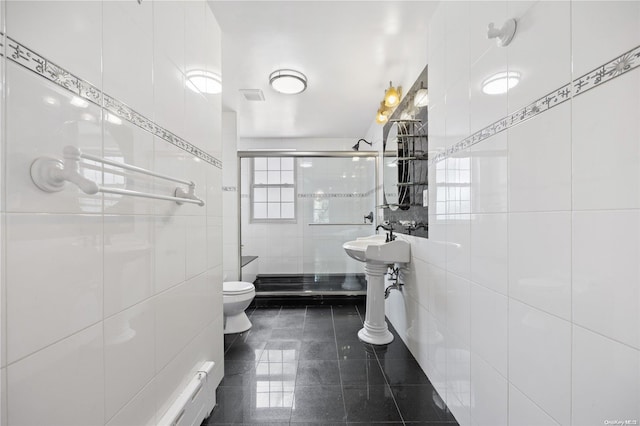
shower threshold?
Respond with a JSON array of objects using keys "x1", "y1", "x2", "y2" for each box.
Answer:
[{"x1": 251, "y1": 273, "x2": 367, "y2": 297}]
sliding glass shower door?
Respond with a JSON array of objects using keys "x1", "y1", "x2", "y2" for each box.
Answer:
[{"x1": 239, "y1": 153, "x2": 377, "y2": 295}]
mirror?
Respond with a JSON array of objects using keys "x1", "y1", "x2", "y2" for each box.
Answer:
[
  {"x1": 381, "y1": 64, "x2": 429, "y2": 238},
  {"x1": 383, "y1": 122, "x2": 409, "y2": 210}
]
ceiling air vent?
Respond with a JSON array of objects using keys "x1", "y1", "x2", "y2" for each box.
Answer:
[{"x1": 240, "y1": 89, "x2": 265, "y2": 101}]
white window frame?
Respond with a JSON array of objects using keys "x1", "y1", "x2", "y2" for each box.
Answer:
[{"x1": 250, "y1": 157, "x2": 297, "y2": 223}]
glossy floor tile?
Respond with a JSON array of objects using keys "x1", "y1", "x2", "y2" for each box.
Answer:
[{"x1": 203, "y1": 304, "x2": 458, "y2": 425}]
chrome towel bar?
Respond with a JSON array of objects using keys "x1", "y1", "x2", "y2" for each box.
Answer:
[{"x1": 30, "y1": 145, "x2": 205, "y2": 206}]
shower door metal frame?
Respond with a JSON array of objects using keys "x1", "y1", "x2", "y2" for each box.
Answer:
[{"x1": 237, "y1": 151, "x2": 380, "y2": 284}]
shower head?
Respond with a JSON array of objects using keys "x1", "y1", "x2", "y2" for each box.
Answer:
[{"x1": 352, "y1": 138, "x2": 372, "y2": 151}]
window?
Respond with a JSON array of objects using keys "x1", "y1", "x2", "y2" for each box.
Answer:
[{"x1": 252, "y1": 157, "x2": 296, "y2": 221}]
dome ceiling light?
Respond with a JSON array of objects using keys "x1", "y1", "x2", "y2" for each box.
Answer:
[
  {"x1": 269, "y1": 69, "x2": 308, "y2": 94},
  {"x1": 186, "y1": 70, "x2": 222, "y2": 94}
]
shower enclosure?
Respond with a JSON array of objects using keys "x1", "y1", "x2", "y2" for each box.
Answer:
[{"x1": 238, "y1": 152, "x2": 378, "y2": 297}]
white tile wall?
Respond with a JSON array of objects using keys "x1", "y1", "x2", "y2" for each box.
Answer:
[
  {"x1": 1, "y1": 2, "x2": 223, "y2": 425},
  {"x1": 573, "y1": 210, "x2": 640, "y2": 349},
  {"x1": 572, "y1": 326, "x2": 640, "y2": 425},
  {"x1": 509, "y1": 212, "x2": 572, "y2": 320},
  {"x1": 6, "y1": 213, "x2": 103, "y2": 363},
  {"x1": 508, "y1": 300, "x2": 571, "y2": 425},
  {"x1": 506, "y1": 1, "x2": 571, "y2": 113},
  {"x1": 572, "y1": 71, "x2": 640, "y2": 211},
  {"x1": 508, "y1": 102, "x2": 572, "y2": 212},
  {"x1": 5, "y1": 1, "x2": 102, "y2": 88},
  {"x1": 7, "y1": 324, "x2": 105, "y2": 426},
  {"x1": 385, "y1": 3, "x2": 640, "y2": 426},
  {"x1": 104, "y1": 300, "x2": 155, "y2": 421}
]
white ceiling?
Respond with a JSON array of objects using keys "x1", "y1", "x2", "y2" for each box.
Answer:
[{"x1": 208, "y1": 1, "x2": 436, "y2": 140}]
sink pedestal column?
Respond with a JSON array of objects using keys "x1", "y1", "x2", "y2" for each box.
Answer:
[{"x1": 358, "y1": 262, "x2": 394, "y2": 345}]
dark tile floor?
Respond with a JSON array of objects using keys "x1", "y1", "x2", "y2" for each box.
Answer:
[{"x1": 203, "y1": 304, "x2": 458, "y2": 425}]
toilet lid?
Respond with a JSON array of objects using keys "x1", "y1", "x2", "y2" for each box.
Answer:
[{"x1": 224, "y1": 281, "x2": 255, "y2": 294}]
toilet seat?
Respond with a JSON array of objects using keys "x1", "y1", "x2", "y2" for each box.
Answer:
[{"x1": 223, "y1": 281, "x2": 254, "y2": 295}]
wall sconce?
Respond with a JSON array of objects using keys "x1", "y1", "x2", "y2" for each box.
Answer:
[
  {"x1": 384, "y1": 81, "x2": 402, "y2": 107},
  {"x1": 376, "y1": 101, "x2": 392, "y2": 124}
]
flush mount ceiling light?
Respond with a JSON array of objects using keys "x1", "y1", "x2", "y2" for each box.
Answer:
[
  {"x1": 481, "y1": 71, "x2": 520, "y2": 95},
  {"x1": 414, "y1": 82, "x2": 429, "y2": 107},
  {"x1": 269, "y1": 69, "x2": 307, "y2": 94},
  {"x1": 186, "y1": 70, "x2": 222, "y2": 94},
  {"x1": 384, "y1": 81, "x2": 402, "y2": 107}
]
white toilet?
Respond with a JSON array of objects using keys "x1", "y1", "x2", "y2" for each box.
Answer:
[{"x1": 222, "y1": 281, "x2": 256, "y2": 334}]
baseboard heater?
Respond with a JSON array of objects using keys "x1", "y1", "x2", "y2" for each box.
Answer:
[{"x1": 158, "y1": 361, "x2": 216, "y2": 426}]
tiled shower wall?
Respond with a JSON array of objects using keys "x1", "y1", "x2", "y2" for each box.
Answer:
[
  {"x1": 385, "y1": 1, "x2": 640, "y2": 425},
  {"x1": 0, "y1": 1, "x2": 223, "y2": 425}
]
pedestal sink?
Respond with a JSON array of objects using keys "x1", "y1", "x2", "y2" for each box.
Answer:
[{"x1": 343, "y1": 235, "x2": 410, "y2": 345}]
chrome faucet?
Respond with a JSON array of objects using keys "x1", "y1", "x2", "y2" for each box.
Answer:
[{"x1": 375, "y1": 223, "x2": 396, "y2": 242}]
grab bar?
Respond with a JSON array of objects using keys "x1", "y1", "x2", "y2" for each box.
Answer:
[{"x1": 30, "y1": 146, "x2": 205, "y2": 206}]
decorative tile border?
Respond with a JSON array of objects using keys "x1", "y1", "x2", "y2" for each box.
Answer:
[
  {"x1": 430, "y1": 43, "x2": 640, "y2": 165},
  {"x1": 3, "y1": 35, "x2": 222, "y2": 169}
]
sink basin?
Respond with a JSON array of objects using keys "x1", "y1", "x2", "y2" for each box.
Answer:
[{"x1": 342, "y1": 236, "x2": 410, "y2": 264}]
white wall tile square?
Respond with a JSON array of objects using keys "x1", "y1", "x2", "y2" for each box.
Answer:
[
  {"x1": 572, "y1": 71, "x2": 640, "y2": 211},
  {"x1": 508, "y1": 102, "x2": 571, "y2": 212},
  {"x1": 470, "y1": 133, "x2": 507, "y2": 214},
  {"x1": 186, "y1": 215, "x2": 208, "y2": 279},
  {"x1": 470, "y1": 213, "x2": 507, "y2": 295},
  {"x1": 446, "y1": 273, "x2": 471, "y2": 345},
  {"x1": 470, "y1": 353, "x2": 507, "y2": 426},
  {"x1": 572, "y1": 325, "x2": 640, "y2": 425},
  {"x1": 445, "y1": 79, "x2": 471, "y2": 149},
  {"x1": 7, "y1": 324, "x2": 104, "y2": 426},
  {"x1": 508, "y1": 300, "x2": 571, "y2": 425},
  {"x1": 104, "y1": 301, "x2": 155, "y2": 422},
  {"x1": 444, "y1": 1, "x2": 469, "y2": 91},
  {"x1": 104, "y1": 215, "x2": 154, "y2": 318},
  {"x1": 470, "y1": 283, "x2": 507, "y2": 377},
  {"x1": 446, "y1": 214, "x2": 471, "y2": 279},
  {"x1": 571, "y1": 1, "x2": 640, "y2": 77},
  {"x1": 573, "y1": 210, "x2": 640, "y2": 349},
  {"x1": 154, "y1": 215, "x2": 186, "y2": 294},
  {"x1": 103, "y1": 0, "x2": 154, "y2": 118},
  {"x1": 509, "y1": 211, "x2": 572, "y2": 320},
  {"x1": 506, "y1": 0, "x2": 571, "y2": 113},
  {"x1": 6, "y1": 213, "x2": 103, "y2": 363},
  {"x1": 6, "y1": 0, "x2": 102, "y2": 87}
]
